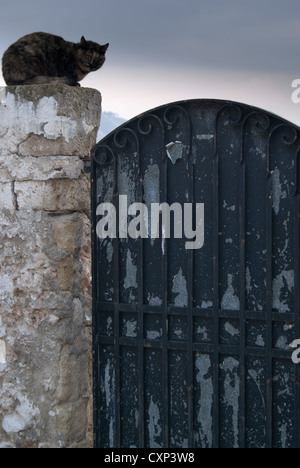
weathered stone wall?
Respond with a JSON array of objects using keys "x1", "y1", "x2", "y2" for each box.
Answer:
[{"x1": 0, "y1": 85, "x2": 101, "y2": 448}]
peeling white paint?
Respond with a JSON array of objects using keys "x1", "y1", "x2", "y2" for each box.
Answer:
[
  {"x1": 43, "y1": 115, "x2": 78, "y2": 142},
  {"x1": 275, "y1": 335, "x2": 288, "y2": 350},
  {"x1": 172, "y1": 268, "x2": 188, "y2": 308},
  {"x1": 148, "y1": 397, "x2": 162, "y2": 448},
  {"x1": 279, "y1": 424, "x2": 287, "y2": 449},
  {"x1": 118, "y1": 160, "x2": 136, "y2": 206},
  {"x1": 196, "y1": 134, "x2": 214, "y2": 141},
  {"x1": 272, "y1": 168, "x2": 287, "y2": 215},
  {"x1": 196, "y1": 326, "x2": 208, "y2": 341},
  {"x1": 223, "y1": 200, "x2": 236, "y2": 212},
  {"x1": 220, "y1": 357, "x2": 240, "y2": 448},
  {"x1": 166, "y1": 141, "x2": 184, "y2": 164},
  {"x1": 255, "y1": 335, "x2": 265, "y2": 347},
  {"x1": 221, "y1": 274, "x2": 240, "y2": 311},
  {"x1": 144, "y1": 165, "x2": 160, "y2": 206},
  {"x1": 104, "y1": 360, "x2": 115, "y2": 447},
  {"x1": 146, "y1": 330, "x2": 161, "y2": 340},
  {"x1": 0, "y1": 93, "x2": 84, "y2": 144},
  {"x1": 106, "y1": 242, "x2": 114, "y2": 264},
  {"x1": 124, "y1": 251, "x2": 137, "y2": 290},
  {"x1": 272, "y1": 270, "x2": 294, "y2": 313},
  {"x1": 173, "y1": 327, "x2": 184, "y2": 339},
  {"x1": 248, "y1": 368, "x2": 265, "y2": 408},
  {"x1": 104, "y1": 361, "x2": 114, "y2": 408},
  {"x1": 195, "y1": 355, "x2": 213, "y2": 448},
  {"x1": 201, "y1": 301, "x2": 213, "y2": 309},
  {"x1": 124, "y1": 319, "x2": 137, "y2": 337},
  {"x1": 147, "y1": 294, "x2": 162, "y2": 307},
  {"x1": 107, "y1": 316, "x2": 112, "y2": 332},
  {"x1": 246, "y1": 267, "x2": 252, "y2": 296},
  {"x1": 224, "y1": 322, "x2": 239, "y2": 337},
  {"x1": 144, "y1": 164, "x2": 160, "y2": 246}
]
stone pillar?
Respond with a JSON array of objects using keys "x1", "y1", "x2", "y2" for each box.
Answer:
[{"x1": 0, "y1": 85, "x2": 101, "y2": 448}]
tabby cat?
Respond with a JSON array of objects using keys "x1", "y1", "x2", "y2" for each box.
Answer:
[{"x1": 2, "y1": 32, "x2": 109, "y2": 86}]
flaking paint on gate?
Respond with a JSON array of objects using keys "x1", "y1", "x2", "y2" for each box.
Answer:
[{"x1": 91, "y1": 99, "x2": 300, "y2": 448}]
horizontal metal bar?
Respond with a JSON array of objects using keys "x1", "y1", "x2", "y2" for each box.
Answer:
[
  {"x1": 95, "y1": 334, "x2": 294, "y2": 360},
  {"x1": 95, "y1": 302, "x2": 295, "y2": 323}
]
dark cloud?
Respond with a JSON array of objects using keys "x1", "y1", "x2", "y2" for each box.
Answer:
[
  {"x1": 0, "y1": 0, "x2": 299, "y2": 73},
  {"x1": 1, "y1": 0, "x2": 299, "y2": 126}
]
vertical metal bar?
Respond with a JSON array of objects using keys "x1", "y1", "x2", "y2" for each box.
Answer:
[
  {"x1": 161, "y1": 150, "x2": 169, "y2": 448},
  {"x1": 237, "y1": 112, "x2": 262, "y2": 447},
  {"x1": 186, "y1": 117, "x2": 194, "y2": 449},
  {"x1": 266, "y1": 133, "x2": 274, "y2": 449},
  {"x1": 212, "y1": 114, "x2": 220, "y2": 448},
  {"x1": 239, "y1": 127, "x2": 246, "y2": 448},
  {"x1": 113, "y1": 190, "x2": 121, "y2": 448},
  {"x1": 294, "y1": 147, "x2": 300, "y2": 448},
  {"x1": 91, "y1": 153, "x2": 99, "y2": 448},
  {"x1": 137, "y1": 291, "x2": 145, "y2": 448},
  {"x1": 112, "y1": 129, "x2": 141, "y2": 448},
  {"x1": 92, "y1": 146, "x2": 117, "y2": 448},
  {"x1": 137, "y1": 153, "x2": 145, "y2": 448}
]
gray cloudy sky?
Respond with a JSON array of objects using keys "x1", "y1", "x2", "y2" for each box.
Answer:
[{"x1": 0, "y1": 0, "x2": 300, "y2": 124}]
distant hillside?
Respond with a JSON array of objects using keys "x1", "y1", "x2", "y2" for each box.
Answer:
[{"x1": 97, "y1": 111, "x2": 126, "y2": 141}]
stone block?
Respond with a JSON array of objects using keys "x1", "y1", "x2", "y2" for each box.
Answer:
[
  {"x1": 0, "y1": 84, "x2": 101, "y2": 156},
  {"x1": 14, "y1": 179, "x2": 90, "y2": 212},
  {"x1": 52, "y1": 218, "x2": 78, "y2": 253},
  {"x1": 57, "y1": 257, "x2": 76, "y2": 291},
  {"x1": 54, "y1": 399, "x2": 87, "y2": 446},
  {"x1": 0, "y1": 155, "x2": 84, "y2": 182}
]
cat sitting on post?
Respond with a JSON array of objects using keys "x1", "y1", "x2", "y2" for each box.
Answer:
[{"x1": 2, "y1": 32, "x2": 109, "y2": 87}]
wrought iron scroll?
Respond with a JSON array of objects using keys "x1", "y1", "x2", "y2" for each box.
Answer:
[
  {"x1": 93, "y1": 144, "x2": 117, "y2": 195},
  {"x1": 163, "y1": 104, "x2": 192, "y2": 161}
]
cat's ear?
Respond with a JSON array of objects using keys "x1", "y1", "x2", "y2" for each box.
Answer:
[
  {"x1": 81, "y1": 36, "x2": 87, "y2": 46},
  {"x1": 102, "y1": 43, "x2": 109, "y2": 53}
]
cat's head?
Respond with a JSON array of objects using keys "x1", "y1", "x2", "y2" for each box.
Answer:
[{"x1": 76, "y1": 37, "x2": 109, "y2": 73}]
